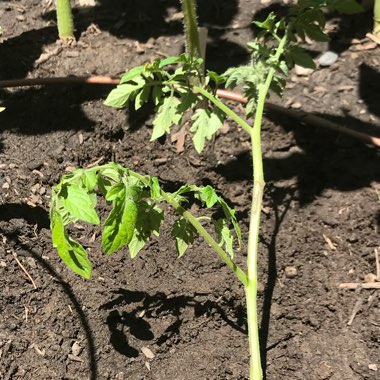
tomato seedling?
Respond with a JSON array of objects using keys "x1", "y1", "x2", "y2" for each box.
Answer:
[{"x1": 50, "y1": 1, "x2": 362, "y2": 379}]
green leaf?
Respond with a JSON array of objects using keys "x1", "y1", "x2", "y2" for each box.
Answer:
[
  {"x1": 253, "y1": 12, "x2": 277, "y2": 31},
  {"x1": 135, "y1": 85, "x2": 151, "y2": 110},
  {"x1": 149, "y1": 177, "x2": 162, "y2": 201},
  {"x1": 303, "y1": 23, "x2": 329, "y2": 42},
  {"x1": 102, "y1": 196, "x2": 138, "y2": 254},
  {"x1": 327, "y1": 0, "x2": 363, "y2": 14},
  {"x1": 51, "y1": 211, "x2": 92, "y2": 279},
  {"x1": 105, "y1": 182, "x2": 125, "y2": 202},
  {"x1": 171, "y1": 184, "x2": 193, "y2": 205},
  {"x1": 82, "y1": 171, "x2": 98, "y2": 192},
  {"x1": 171, "y1": 217, "x2": 198, "y2": 257},
  {"x1": 104, "y1": 79, "x2": 145, "y2": 108},
  {"x1": 128, "y1": 202, "x2": 164, "y2": 258},
  {"x1": 177, "y1": 92, "x2": 199, "y2": 114},
  {"x1": 190, "y1": 108, "x2": 223, "y2": 153},
  {"x1": 158, "y1": 56, "x2": 181, "y2": 68},
  {"x1": 213, "y1": 219, "x2": 234, "y2": 258},
  {"x1": 61, "y1": 184, "x2": 100, "y2": 225},
  {"x1": 0, "y1": 107, "x2": 5, "y2": 112},
  {"x1": 97, "y1": 176, "x2": 112, "y2": 197},
  {"x1": 287, "y1": 46, "x2": 316, "y2": 69},
  {"x1": 101, "y1": 167, "x2": 121, "y2": 182},
  {"x1": 151, "y1": 95, "x2": 182, "y2": 140},
  {"x1": 193, "y1": 185, "x2": 219, "y2": 208},
  {"x1": 152, "y1": 86, "x2": 163, "y2": 106},
  {"x1": 218, "y1": 198, "x2": 242, "y2": 249},
  {"x1": 120, "y1": 65, "x2": 145, "y2": 84},
  {"x1": 207, "y1": 70, "x2": 225, "y2": 86}
]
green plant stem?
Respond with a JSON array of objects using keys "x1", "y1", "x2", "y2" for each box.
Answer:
[
  {"x1": 245, "y1": 33, "x2": 288, "y2": 380},
  {"x1": 374, "y1": 0, "x2": 380, "y2": 35},
  {"x1": 181, "y1": 0, "x2": 201, "y2": 58},
  {"x1": 55, "y1": 0, "x2": 74, "y2": 40},
  {"x1": 128, "y1": 169, "x2": 248, "y2": 286}
]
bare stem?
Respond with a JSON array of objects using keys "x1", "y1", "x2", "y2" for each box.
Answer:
[
  {"x1": 180, "y1": 0, "x2": 201, "y2": 58},
  {"x1": 55, "y1": 0, "x2": 74, "y2": 40}
]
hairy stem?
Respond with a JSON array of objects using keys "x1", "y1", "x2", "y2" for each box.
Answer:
[
  {"x1": 181, "y1": 0, "x2": 201, "y2": 58},
  {"x1": 55, "y1": 0, "x2": 74, "y2": 40}
]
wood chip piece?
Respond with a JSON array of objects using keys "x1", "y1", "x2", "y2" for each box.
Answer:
[
  {"x1": 141, "y1": 346, "x2": 155, "y2": 359},
  {"x1": 322, "y1": 234, "x2": 337, "y2": 251}
]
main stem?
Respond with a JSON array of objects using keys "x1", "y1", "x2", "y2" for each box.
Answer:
[
  {"x1": 180, "y1": 0, "x2": 202, "y2": 58},
  {"x1": 374, "y1": 0, "x2": 380, "y2": 36},
  {"x1": 55, "y1": 0, "x2": 74, "y2": 40},
  {"x1": 245, "y1": 33, "x2": 288, "y2": 380}
]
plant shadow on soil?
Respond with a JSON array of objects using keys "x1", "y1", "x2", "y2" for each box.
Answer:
[
  {"x1": 5, "y1": 236, "x2": 99, "y2": 380},
  {"x1": 100, "y1": 288, "x2": 246, "y2": 357}
]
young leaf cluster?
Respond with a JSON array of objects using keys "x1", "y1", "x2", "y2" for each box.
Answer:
[
  {"x1": 50, "y1": 163, "x2": 241, "y2": 279},
  {"x1": 104, "y1": 54, "x2": 227, "y2": 153},
  {"x1": 223, "y1": 13, "x2": 289, "y2": 117},
  {"x1": 222, "y1": 0, "x2": 362, "y2": 117}
]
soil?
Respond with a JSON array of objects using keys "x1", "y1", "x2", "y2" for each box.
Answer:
[{"x1": 0, "y1": 1, "x2": 379, "y2": 379}]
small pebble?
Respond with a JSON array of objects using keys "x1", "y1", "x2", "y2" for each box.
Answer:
[
  {"x1": 316, "y1": 361, "x2": 333, "y2": 379},
  {"x1": 318, "y1": 51, "x2": 338, "y2": 67},
  {"x1": 364, "y1": 273, "x2": 377, "y2": 283},
  {"x1": 71, "y1": 341, "x2": 82, "y2": 356},
  {"x1": 294, "y1": 64, "x2": 314, "y2": 76},
  {"x1": 368, "y1": 363, "x2": 378, "y2": 371},
  {"x1": 284, "y1": 266, "x2": 298, "y2": 278}
]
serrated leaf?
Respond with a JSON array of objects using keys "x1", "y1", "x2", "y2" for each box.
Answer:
[
  {"x1": 213, "y1": 218, "x2": 234, "y2": 258},
  {"x1": 120, "y1": 65, "x2": 145, "y2": 84},
  {"x1": 135, "y1": 85, "x2": 151, "y2": 110},
  {"x1": 105, "y1": 182, "x2": 125, "y2": 202},
  {"x1": 61, "y1": 184, "x2": 100, "y2": 225},
  {"x1": 104, "y1": 79, "x2": 145, "y2": 108},
  {"x1": 253, "y1": 12, "x2": 276, "y2": 31},
  {"x1": 128, "y1": 202, "x2": 164, "y2": 258},
  {"x1": 101, "y1": 167, "x2": 120, "y2": 182},
  {"x1": 190, "y1": 108, "x2": 223, "y2": 153},
  {"x1": 171, "y1": 184, "x2": 193, "y2": 205},
  {"x1": 207, "y1": 70, "x2": 225, "y2": 85},
  {"x1": 303, "y1": 23, "x2": 329, "y2": 42},
  {"x1": 327, "y1": 0, "x2": 363, "y2": 14},
  {"x1": 287, "y1": 46, "x2": 316, "y2": 69},
  {"x1": 218, "y1": 198, "x2": 242, "y2": 249},
  {"x1": 82, "y1": 171, "x2": 98, "y2": 192},
  {"x1": 152, "y1": 86, "x2": 163, "y2": 106},
  {"x1": 97, "y1": 176, "x2": 112, "y2": 197},
  {"x1": 151, "y1": 96, "x2": 182, "y2": 140},
  {"x1": 193, "y1": 185, "x2": 219, "y2": 208},
  {"x1": 177, "y1": 92, "x2": 199, "y2": 113},
  {"x1": 149, "y1": 177, "x2": 162, "y2": 200},
  {"x1": 158, "y1": 56, "x2": 181, "y2": 68},
  {"x1": 51, "y1": 211, "x2": 92, "y2": 279},
  {"x1": 102, "y1": 197, "x2": 138, "y2": 254},
  {"x1": 171, "y1": 217, "x2": 197, "y2": 257}
]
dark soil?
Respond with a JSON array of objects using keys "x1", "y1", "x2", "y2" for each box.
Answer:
[{"x1": 0, "y1": 1, "x2": 379, "y2": 379}]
